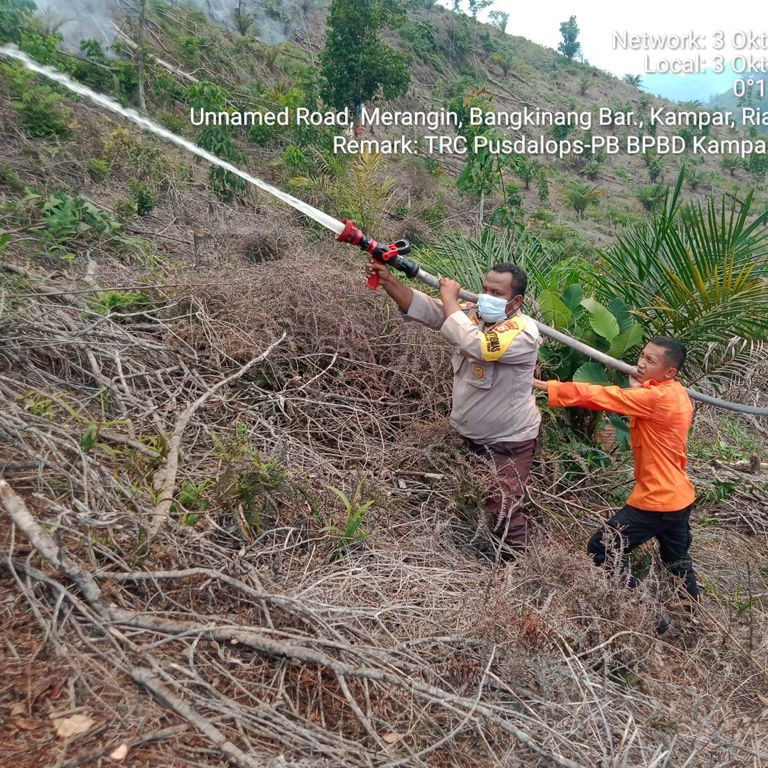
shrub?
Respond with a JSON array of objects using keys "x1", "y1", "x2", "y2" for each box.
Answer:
[
  {"x1": 282, "y1": 144, "x2": 307, "y2": 172},
  {"x1": 746, "y1": 152, "x2": 768, "y2": 182},
  {"x1": 156, "y1": 109, "x2": 188, "y2": 134},
  {"x1": 87, "y1": 157, "x2": 111, "y2": 182},
  {"x1": 0, "y1": 0, "x2": 36, "y2": 44},
  {"x1": 529, "y1": 209, "x2": 554, "y2": 223},
  {"x1": 0, "y1": 164, "x2": 24, "y2": 192},
  {"x1": 721, "y1": 155, "x2": 741, "y2": 177},
  {"x1": 185, "y1": 82, "x2": 246, "y2": 199},
  {"x1": 20, "y1": 188, "x2": 122, "y2": 242},
  {"x1": 103, "y1": 128, "x2": 170, "y2": 183},
  {"x1": 563, "y1": 180, "x2": 601, "y2": 217},
  {"x1": 584, "y1": 159, "x2": 602, "y2": 180},
  {"x1": 130, "y1": 181, "x2": 156, "y2": 216},
  {"x1": 421, "y1": 198, "x2": 445, "y2": 226},
  {"x1": 635, "y1": 184, "x2": 665, "y2": 212},
  {"x1": 91, "y1": 290, "x2": 152, "y2": 316},
  {"x1": 537, "y1": 169, "x2": 550, "y2": 202},
  {"x1": 648, "y1": 157, "x2": 664, "y2": 183},
  {"x1": 513, "y1": 155, "x2": 536, "y2": 189},
  {"x1": 114, "y1": 198, "x2": 138, "y2": 219},
  {"x1": 11, "y1": 85, "x2": 72, "y2": 138}
]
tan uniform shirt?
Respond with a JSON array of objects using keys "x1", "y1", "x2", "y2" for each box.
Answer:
[{"x1": 402, "y1": 289, "x2": 541, "y2": 445}]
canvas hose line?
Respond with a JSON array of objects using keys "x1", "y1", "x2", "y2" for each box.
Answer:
[{"x1": 1, "y1": 45, "x2": 766, "y2": 416}]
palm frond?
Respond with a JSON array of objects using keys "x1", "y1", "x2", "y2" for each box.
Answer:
[
  {"x1": 688, "y1": 337, "x2": 767, "y2": 391},
  {"x1": 597, "y1": 169, "x2": 768, "y2": 370},
  {"x1": 416, "y1": 228, "x2": 566, "y2": 296}
]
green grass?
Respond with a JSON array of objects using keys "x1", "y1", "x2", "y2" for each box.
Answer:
[{"x1": 689, "y1": 414, "x2": 767, "y2": 463}]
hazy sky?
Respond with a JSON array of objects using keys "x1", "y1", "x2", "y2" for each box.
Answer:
[{"x1": 481, "y1": 1, "x2": 768, "y2": 78}]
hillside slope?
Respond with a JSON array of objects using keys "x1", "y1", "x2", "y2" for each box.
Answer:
[{"x1": 1, "y1": 3, "x2": 767, "y2": 767}]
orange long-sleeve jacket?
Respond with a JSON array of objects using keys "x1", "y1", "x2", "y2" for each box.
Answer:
[{"x1": 548, "y1": 379, "x2": 696, "y2": 511}]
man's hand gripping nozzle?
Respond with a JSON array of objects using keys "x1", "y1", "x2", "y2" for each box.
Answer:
[{"x1": 335, "y1": 219, "x2": 418, "y2": 289}]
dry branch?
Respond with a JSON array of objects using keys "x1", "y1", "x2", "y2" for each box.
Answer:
[
  {"x1": 2, "y1": 480, "x2": 586, "y2": 768},
  {"x1": 149, "y1": 332, "x2": 286, "y2": 536},
  {"x1": 131, "y1": 668, "x2": 262, "y2": 768}
]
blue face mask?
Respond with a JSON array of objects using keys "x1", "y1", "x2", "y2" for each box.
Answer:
[{"x1": 476, "y1": 293, "x2": 509, "y2": 323}]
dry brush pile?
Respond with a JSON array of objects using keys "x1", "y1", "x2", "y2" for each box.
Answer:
[{"x1": 1, "y1": 245, "x2": 767, "y2": 768}]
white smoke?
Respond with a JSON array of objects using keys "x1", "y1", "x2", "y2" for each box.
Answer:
[{"x1": 31, "y1": 0, "x2": 297, "y2": 50}]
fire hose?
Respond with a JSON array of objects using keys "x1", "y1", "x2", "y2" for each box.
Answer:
[
  {"x1": 334, "y1": 220, "x2": 768, "y2": 415},
  {"x1": 1, "y1": 44, "x2": 766, "y2": 416}
]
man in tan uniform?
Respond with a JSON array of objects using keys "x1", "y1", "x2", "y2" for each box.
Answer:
[{"x1": 367, "y1": 260, "x2": 541, "y2": 556}]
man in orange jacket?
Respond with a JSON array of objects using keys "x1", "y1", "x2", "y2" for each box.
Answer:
[{"x1": 533, "y1": 337, "x2": 699, "y2": 611}]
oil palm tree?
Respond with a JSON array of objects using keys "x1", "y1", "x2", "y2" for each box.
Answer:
[
  {"x1": 596, "y1": 169, "x2": 768, "y2": 379},
  {"x1": 414, "y1": 227, "x2": 568, "y2": 297}
]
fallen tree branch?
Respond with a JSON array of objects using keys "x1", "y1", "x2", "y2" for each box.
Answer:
[
  {"x1": 130, "y1": 667, "x2": 263, "y2": 768},
  {"x1": 2, "y1": 480, "x2": 583, "y2": 768},
  {"x1": 149, "y1": 332, "x2": 286, "y2": 536},
  {"x1": 0, "y1": 480, "x2": 104, "y2": 609}
]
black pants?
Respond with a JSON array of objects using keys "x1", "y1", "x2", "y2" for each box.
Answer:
[{"x1": 588, "y1": 504, "x2": 699, "y2": 599}]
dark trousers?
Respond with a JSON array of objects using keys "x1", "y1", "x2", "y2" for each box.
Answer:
[
  {"x1": 588, "y1": 503, "x2": 699, "y2": 599},
  {"x1": 465, "y1": 436, "x2": 538, "y2": 554}
]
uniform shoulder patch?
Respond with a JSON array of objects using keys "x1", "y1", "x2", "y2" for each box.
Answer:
[{"x1": 481, "y1": 317, "x2": 527, "y2": 361}]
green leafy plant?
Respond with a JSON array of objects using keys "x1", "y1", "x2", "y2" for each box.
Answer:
[
  {"x1": 648, "y1": 156, "x2": 664, "y2": 183},
  {"x1": 87, "y1": 157, "x2": 111, "y2": 182},
  {"x1": 635, "y1": 183, "x2": 665, "y2": 213},
  {"x1": 79, "y1": 422, "x2": 100, "y2": 453},
  {"x1": 537, "y1": 286, "x2": 644, "y2": 443},
  {"x1": 322, "y1": 483, "x2": 373, "y2": 561},
  {"x1": 291, "y1": 150, "x2": 394, "y2": 235},
  {"x1": 745, "y1": 152, "x2": 768, "y2": 182},
  {"x1": 213, "y1": 422, "x2": 290, "y2": 539},
  {"x1": 175, "y1": 478, "x2": 212, "y2": 525},
  {"x1": 0, "y1": 0, "x2": 36, "y2": 44},
  {"x1": 130, "y1": 181, "x2": 156, "y2": 216},
  {"x1": 90, "y1": 290, "x2": 151, "y2": 316},
  {"x1": 557, "y1": 439, "x2": 612, "y2": 482},
  {"x1": 721, "y1": 155, "x2": 741, "y2": 177},
  {"x1": 557, "y1": 15, "x2": 581, "y2": 60},
  {"x1": 584, "y1": 159, "x2": 602, "y2": 180},
  {"x1": 185, "y1": 81, "x2": 247, "y2": 200},
  {"x1": 599, "y1": 169, "x2": 768, "y2": 377},
  {"x1": 321, "y1": 0, "x2": 410, "y2": 110},
  {"x1": 20, "y1": 189, "x2": 123, "y2": 243},
  {"x1": 415, "y1": 227, "x2": 561, "y2": 296},
  {"x1": 103, "y1": 128, "x2": 170, "y2": 183},
  {"x1": 11, "y1": 85, "x2": 72, "y2": 138},
  {"x1": 563, "y1": 180, "x2": 601, "y2": 218},
  {"x1": 536, "y1": 169, "x2": 550, "y2": 202},
  {"x1": 513, "y1": 155, "x2": 536, "y2": 189},
  {"x1": 539, "y1": 289, "x2": 644, "y2": 376}
]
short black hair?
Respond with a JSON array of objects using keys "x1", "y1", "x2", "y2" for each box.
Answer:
[
  {"x1": 490, "y1": 263, "x2": 527, "y2": 296},
  {"x1": 649, "y1": 335, "x2": 687, "y2": 371}
]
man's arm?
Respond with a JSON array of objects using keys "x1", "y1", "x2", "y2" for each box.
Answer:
[
  {"x1": 367, "y1": 260, "x2": 413, "y2": 311},
  {"x1": 438, "y1": 277, "x2": 536, "y2": 364},
  {"x1": 533, "y1": 378, "x2": 661, "y2": 418},
  {"x1": 367, "y1": 260, "x2": 446, "y2": 330}
]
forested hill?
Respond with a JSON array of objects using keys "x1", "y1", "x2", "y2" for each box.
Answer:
[
  {"x1": 15, "y1": 0, "x2": 768, "y2": 249},
  {"x1": 1, "y1": 2, "x2": 768, "y2": 767}
]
